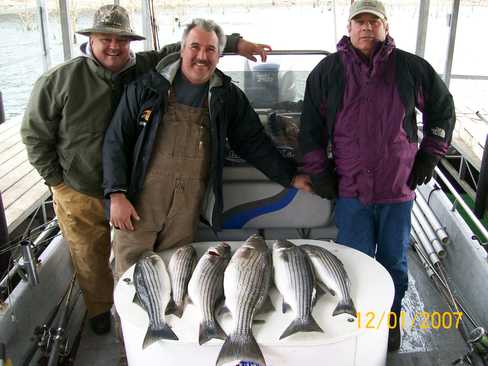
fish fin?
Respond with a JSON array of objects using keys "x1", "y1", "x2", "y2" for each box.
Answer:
[
  {"x1": 166, "y1": 301, "x2": 184, "y2": 318},
  {"x1": 333, "y1": 298, "x2": 357, "y2": 317},
  {"x1": 132, "y1": 293, "x2": 143, "y2": 308},
  {"x1": 252, "y1": 319, "x2": 265, "y2": 325},
  {"x1": 315, "y1": 284, "x2": 326, "y2": 298},
  {"x1": 318, "y1": 281, "x2": 335, "y2": 297},
  {"x1": 174, "y1": 304, "x2": 184, "y2": 318},
  {"x1": 279, "y1": 315, "x2": 324, "y2": 340},
  {"x1": 282, "y1": 301, "x2": 292, "y2": 313},
  {"x1": 258, "y1": 296, "x2": 274, "y2": 315},
  {"x1": 165, "y1": 298, "x2": 177, "y2": 315},
  {"x1": 216, "y1": 333, "x2": 266, "y2": 366},
  {"x1": 312, "y1": 284, "x2": 328, "y2": 306},
  {"x1": 142, "y1": 323, "x2": 179, "y2": 349},
  {"x1": 216, "y1": 303, "x2": 230, "y2": 317},
  {"x1": 198, "y1": 320, "x2": 226, "y2": 345}
]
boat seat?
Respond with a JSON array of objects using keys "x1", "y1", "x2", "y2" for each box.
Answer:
[{"x1": 220, "y1": 166, "x2": 332, "y2": 230}]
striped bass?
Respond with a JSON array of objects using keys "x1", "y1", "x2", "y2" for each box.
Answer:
[
  {"x1": 216, "y1": 235, "x2": 271, "y2": 366},
  {"x1": 272, "y1": 240, "x2": 323, "y2": 339},
  {"x1": 301, "y1": 244, "x2": 357, "y2": 317},
  {"x1": 166, "y1": 245, "x2": 197, "y2": 318},
  {"x1": 188, "y1": 242, "x2": 231, "y2": 345},
  {"x1": 133, "y1": 251, "x2": 178, "y2": 349}
]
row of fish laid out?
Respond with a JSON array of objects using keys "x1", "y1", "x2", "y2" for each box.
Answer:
[{"x1": 130, "y1": 234, "x2": 357, "y2": 366}]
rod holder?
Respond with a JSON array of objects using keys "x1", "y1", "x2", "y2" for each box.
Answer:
[{"x1": 20, "y1": 240, "x2": 39, "y2": 286}]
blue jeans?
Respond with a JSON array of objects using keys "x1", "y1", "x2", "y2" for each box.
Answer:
[{"x1": 335, "y1": 197, "x2": 413, "y2": 314}]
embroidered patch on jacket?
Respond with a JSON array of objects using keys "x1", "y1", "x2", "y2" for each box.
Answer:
[
  {"x1": 139, "y1": 109, "x2": 152, "y2": 126},
  {"x1": 431, "y1": 127, "x2": 446, "y2": 138}
]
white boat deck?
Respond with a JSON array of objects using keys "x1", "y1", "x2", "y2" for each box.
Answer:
[{"x1": 0, "y1": 116, "x2": 50, "y2": 234}]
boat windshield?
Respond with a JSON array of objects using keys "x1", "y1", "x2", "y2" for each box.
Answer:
[{"x1": 218, "y1": 51, "x2": 328, "y2": 164}]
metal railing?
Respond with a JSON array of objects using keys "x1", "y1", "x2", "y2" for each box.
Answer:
[{"x1": 434, "y1": 167, "x2": 488, "y2": 246}]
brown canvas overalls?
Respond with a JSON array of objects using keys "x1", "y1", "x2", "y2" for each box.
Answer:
[{"x1": 114, "y1": 93, "x2": 210, "y2": 278}]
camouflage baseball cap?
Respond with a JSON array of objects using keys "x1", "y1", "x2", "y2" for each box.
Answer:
[
  {"x1": 76, "y1": 4, "x2": 145, "y2": 40},
  {"x1": 349, "y1": 0, "x2": 387, "y2": 21}
]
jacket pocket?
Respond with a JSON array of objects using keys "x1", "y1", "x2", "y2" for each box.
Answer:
[{"x1": 64, "y1": 148, "x2": 103, "y2": 193}]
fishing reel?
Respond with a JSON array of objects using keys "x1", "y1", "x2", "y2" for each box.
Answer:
[
  {"x1": 468, "y1": 327, "x2": 488, "y2": 358},
  {"x1": 46, "y1": 328, "x2": 70, "y2": 358},
  {"x1": 34, "y1": 324, "x2": 70, "y2": 359}
]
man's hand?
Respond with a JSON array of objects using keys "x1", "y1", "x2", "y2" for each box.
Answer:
[
  {"x1": 291, "y1": 174, "x2": 313, "y2": 193},
  {"x1": 110, "y1": 192, "x2": 140, "y2": 231},
  {"x1": 407, "y1": 150, "x2": 441, "y2": 190},
  {"x1": 237, "y1": 39, "x2": 272, "y2": 62},
  {"x1": 310, "y1": 171, "x2": 338, "y2": 200}
]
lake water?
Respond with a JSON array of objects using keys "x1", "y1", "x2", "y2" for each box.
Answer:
[{"x1": 0, "y1": 2, "x2": 487, "y2": 120}]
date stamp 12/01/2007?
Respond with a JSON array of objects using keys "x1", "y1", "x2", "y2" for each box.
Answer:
[{"x1": 356, "y1": 311, "x2": 463, "y2": 330}]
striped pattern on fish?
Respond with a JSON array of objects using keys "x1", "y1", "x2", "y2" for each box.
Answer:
[
  {"x1": 301, "y1": 244, "x2": 357, "y2": 317},
  {"x1": 272, "y1": 240, "x2": 323, "y2": 339},
  {"x1": 188, "y1": 242, "x2": 231, "y2": 345},
  {"x1": 133, "y1": 252, "x2": 178, "y2": 348},
  {"x1": 216, "y1": 235, "x2": 271, "y2": 366},
  {"x1": 167, "y1": 245, "x2": 197, "y2": 318}
]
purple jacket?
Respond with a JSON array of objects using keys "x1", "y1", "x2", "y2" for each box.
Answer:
[{"x1": 300, "y1": 35, "x2": 454, "y2": 205}]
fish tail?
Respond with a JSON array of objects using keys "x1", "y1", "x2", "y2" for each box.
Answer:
[
  {"x1": 216, "y1": 333, "x2": 266, "y2": 366},
  {"x1": 279, "y1": 315, "x2": 324, "y2": 340},
  {"x1": 142, "y1": 323, "x2": 179, "y2": 349},
  {"x1": 333, "y1": 297, "x2": 357, "y2": 317},
  {"x1": 198, "y1": 319, "x2": 226, "y2": 345}
]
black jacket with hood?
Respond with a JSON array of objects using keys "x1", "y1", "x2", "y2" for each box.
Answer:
[{"x1": 103, "y1": 53, "x2": 297, "y2": 230}]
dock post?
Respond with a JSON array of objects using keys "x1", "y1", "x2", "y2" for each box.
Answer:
[
  {"x1": 0, "y1": 91, "x2": 5, "y2": 124},
  {"x1": 474, "y1": 134, "x2": 488, "y2": 219},
  {"x1": 0, "y1": 192, "x2": 8, "y2": 248},
  {"x1": 0, "y1": 192, "x2": 7, "y2": 247},
  {"x1": 0, "y1": 192, "x2": 9, "y2": 281}
]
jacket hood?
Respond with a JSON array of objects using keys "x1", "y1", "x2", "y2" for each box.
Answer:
[
  {"x1": 337, "y1": 34, "x2": 395, "y2": 64},
  {"x1": 155, "y1": 52, "x2": 232, "y2": 89}
]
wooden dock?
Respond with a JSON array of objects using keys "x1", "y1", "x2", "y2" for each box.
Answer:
[{"x1": 0, "y1": 116, "x2": 50, "y2": 234}]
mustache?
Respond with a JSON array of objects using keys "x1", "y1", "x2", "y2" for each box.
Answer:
[
  {"x1": 192, "y1": 59, "x2": 210, "y2": 66},
  {"x1": 105, "y1": 51, "x2": 120, "y2": 56}
]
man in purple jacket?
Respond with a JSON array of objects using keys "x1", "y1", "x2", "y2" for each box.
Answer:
[{"x1": 299, "y1": 0, "x2": 455, "y2": 351}]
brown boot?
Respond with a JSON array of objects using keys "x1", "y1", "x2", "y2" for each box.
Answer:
[{"x1": 89, "y1": 311, "x2": 111, "y2": 335}]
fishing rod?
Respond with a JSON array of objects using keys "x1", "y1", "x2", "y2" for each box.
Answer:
[
  {"x1": 0, "y1": 218, "x2": 59, "y2": 256},
  {"x1": 60, "y1": 310, "x2": 87, "y2": 366},
  {"x1": 20, "y1": 272, "x2": 75, "y2": 366},
  {"x1": 412, "y1": 241, "x2": 488, "y2": 365},
  {"x1": 0, "y1": 342, "x2": 13, "y2": 366},
  {"x1": 147, "y1": 0, "x2": 159, "y2": 50},
  {"x1": 47, "y1": 274, "x2": 77, "y2": 366}
]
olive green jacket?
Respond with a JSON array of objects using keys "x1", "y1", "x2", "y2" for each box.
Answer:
[{"x1": 21, "y1": 35, "x2": 241, "y2": 197}]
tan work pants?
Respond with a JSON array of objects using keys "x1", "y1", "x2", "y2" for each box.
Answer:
[
  {"x1": 114, "y1": 98, "x2": 209, "y2": 279},
  {"x1": 52, "y1": 183, "x2": 114, "y2": 317}
]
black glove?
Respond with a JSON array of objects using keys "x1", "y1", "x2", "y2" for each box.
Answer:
[
  {"x1": 310, "y1": 169, "x2": 338, "y2": 200},
  {"x1": 407, "y1": 150, "x2": 441, "y2": 190}
]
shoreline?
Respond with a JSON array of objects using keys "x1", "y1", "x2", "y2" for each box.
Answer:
[{"x1": 1, "y1": 0, "x2": 487, "y2": 17}]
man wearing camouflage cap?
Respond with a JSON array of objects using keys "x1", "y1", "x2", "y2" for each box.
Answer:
[
  {"x1": 21, "y1": 4, "x2": 270, "y2": 335},
  {"x1": 299, "y1": 0, "x2": 455, "y2": 351}
]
